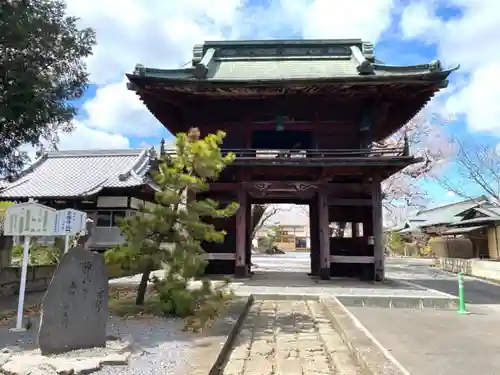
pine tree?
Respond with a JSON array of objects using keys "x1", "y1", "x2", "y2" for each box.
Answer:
[{"x1": 108, "y1": 128, "x2": 238, "y2": 309}]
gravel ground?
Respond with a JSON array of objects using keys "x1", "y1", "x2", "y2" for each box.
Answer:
[
  {"x1": 0, "y1": 314, "x2": 195, "y2": 375},
  {"x1": 95, "y1": 316, "x2": 194, "y2": 375}
]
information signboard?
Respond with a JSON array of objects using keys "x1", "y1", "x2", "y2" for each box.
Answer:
[
  {"x1": 4, "y1": 202, "x2": 56, "y2": 236},
  {"x1": 53, "y1": 209, "x2": 87, "y2": 236}
]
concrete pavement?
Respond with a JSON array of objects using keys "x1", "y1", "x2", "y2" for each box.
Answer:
[
  {"x1": 109, "y1": 255, "x2": 456, "y2": 302},
  {"x1": 343, "y1": 257, "x2": 500, "y2": 374},
  {"x1": 386, "y1": 257, "x2": 500, "y2": 305},
  {"x1": 234, "y1": 254, "x2": 459, "y2": 304},
  {"x1": 347, "y1": 306, "x2": 500, "y2": 375}
]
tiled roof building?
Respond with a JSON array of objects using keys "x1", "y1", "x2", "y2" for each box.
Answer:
[
  {"x1": 0, "y1": 149, "x2": 158, "y2": 250},
  {"x1": 0, "y1": 149, "x2": 156, "y2": 199}
]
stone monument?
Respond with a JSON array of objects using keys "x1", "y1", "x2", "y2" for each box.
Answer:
[{"x1": 38, "y1": 247, "x2": 108, "y2": 355}]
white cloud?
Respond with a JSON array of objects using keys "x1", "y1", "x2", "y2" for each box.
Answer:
[
  {"x1": 81, "y1": 80, "x2": 162, "y2": 137},
  {"x1": 21, "y1": 121, "x2": 129, "y2": 162},
  {"x1": 400, "y1": 0, "x2": 500, "y2": 136},
  {"x1": 64, "y1": 0, "x2": 242, "y2": 85},
  {"x1": 57, "y1": 121, "x2": 130, "y2": 150},
  {"x1": 54, "y1": 0, "x2": 400, "y2": 151},
  {"x1": 446, "y1": 64, "x2": 500, "y2": 134},
  {"x1": 66, "y1": 0, "x2": 398, "y2": 84},
  {"x1": 400, "y1": 2, "x2": 442, "y2": 43},
  {"x1": 280, "y1": 0, "x2": 396, "y2": 40}
]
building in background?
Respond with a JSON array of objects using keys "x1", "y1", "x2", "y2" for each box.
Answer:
[
  {"x1": 254, "y1": 224, "x2": 310, "y2": 251},
  {"x1": 0, "y1": 149, "x2": 158, "y2": 251},
  {"x1": 253, "y1": 204, "x2": 310, "y2": 251},
  {"x1": 390, "y1": 196, "x2": 500, "y2": 259}
]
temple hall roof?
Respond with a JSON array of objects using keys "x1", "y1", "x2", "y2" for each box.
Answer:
[
  {"x1": 0, "y1": 149, "x2": 155, "y2": 199},
  {"x1": 127, "y1": 39, "x2": 459, "y2": 89}
]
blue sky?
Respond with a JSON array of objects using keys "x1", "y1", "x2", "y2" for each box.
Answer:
[{"x1": 50, "y1": 0, "x2": 500, "y2": 213}]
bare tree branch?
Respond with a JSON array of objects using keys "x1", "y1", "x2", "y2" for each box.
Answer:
[
  {"x1": 251, "y1": 204, "x2": 279, "y2": 240},
  {"x1": 434, "y1": 137, "x2": 500, "y2": 203}
]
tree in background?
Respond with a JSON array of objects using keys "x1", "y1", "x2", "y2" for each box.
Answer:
[
  {"x1": 434, "y1": 138, "x2": 500, "y2": 204},
  {"x1": 386, "y1": 231, "x2": 406, "y2": 255},
  {"x1": 107, "y1": 128, "x2": 238, "y2": 318},
  {"x1": 377, "y1": 112, "x2": 455, "y2": 217},
  {"x1": 0, "y1": 201, "x2": 14, "y2": 231},
  {"x1": 0, "y1": 202, "x2": 15, "y2": 261},
  {"x1": 250, "y1": 204, "x2": 279, "y2": 242},
  {"x1": 257, "y1": 225, "x2": 281, "y2": 250},
  {"x1": 1, "y1": 0, "x2": 96, "y2": 176}
]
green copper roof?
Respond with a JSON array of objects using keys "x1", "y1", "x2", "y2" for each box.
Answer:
[{"x1": 127, "y1": 39, "x2": 459, "y2": 87}]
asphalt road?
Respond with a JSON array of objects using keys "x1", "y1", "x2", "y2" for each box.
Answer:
[
  {"x1": 252, "y1": 254, "x2": 500, "y2": 305},
  {"x1": 386, "y1": 257, "x2": 500, "y2": 305}
]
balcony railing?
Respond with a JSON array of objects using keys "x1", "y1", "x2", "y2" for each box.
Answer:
[
  {"x1": 163, "y1": 147, "x2": 407, "y2": 160},
  {"x1": 222, "y1": 147, "x2": 407, "y2": 159}
]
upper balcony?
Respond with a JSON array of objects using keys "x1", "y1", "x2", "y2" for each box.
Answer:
[
  {"x1": 163, "y1": 145, "x2": 411, "y2": 167},
  {"x1": 225, "y1": 146, "x2": 408, "y2": 165}
]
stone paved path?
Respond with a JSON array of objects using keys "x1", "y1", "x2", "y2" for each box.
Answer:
[{"x1": 223, "y1": 300, "x2": 360, "y2": 375}]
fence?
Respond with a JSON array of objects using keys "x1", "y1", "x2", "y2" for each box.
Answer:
[{"x1": 438, "y1": 257, "x2": 500, "y2": 281}]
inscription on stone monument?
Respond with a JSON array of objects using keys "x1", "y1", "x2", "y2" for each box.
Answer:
[{"x1": 38, "y1": 247, "x2": 108, "y2": 355}]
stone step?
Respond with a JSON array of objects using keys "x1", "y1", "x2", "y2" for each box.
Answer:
[
  {"x1": 222, "y1": 299, "x2": 362, "y2": 375},
  {"x1": 337, "y1": 295, "x2": 459, "y2": 309}
]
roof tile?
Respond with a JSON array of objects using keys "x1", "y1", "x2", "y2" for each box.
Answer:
[
  {"x1": 415, "y1": 197, "x2": 490, "y2": 227},
  {"x1": 0, "y1": 149, "x2": 153, "y2": 199},
  {"x1": 206, "y1": 58, "x2": 359, "y2": 80},
  {"x1": 128, "y1": 39, "x2": 458, "y2": 84}
]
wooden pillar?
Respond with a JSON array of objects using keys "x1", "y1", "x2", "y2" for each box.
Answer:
[
  {"x1": 235, "y1": 187, "x2": 248, "y2": 278},
  {"x1": 309, "y1": 197, "x2": 319, "y2": 275},
  {"x1": 372, "y1": 176, "x2": 384, "y2": 281},
  {"x1": 318, "y1": 186, "x2": 330, "y2": 280},
  {"x1": 245, "y1": 200, "x2": 252, "y2": 275},
  {"x1": 352, "y1": 220, "x2": 359, "y2": 238}
]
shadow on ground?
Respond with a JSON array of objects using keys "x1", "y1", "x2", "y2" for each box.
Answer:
[
  {"x1": 407, "y1": 277, "x2": 500, "y2": 305},
  {"x1": 217, "y1": 271, "x2": 423, "y2": 291},
  {"x1": 0, "y1": 313, "x2": 194, "y2": 351},
  {"x1": 387, "y1": 262, "x2": 500, "y2": 305}
]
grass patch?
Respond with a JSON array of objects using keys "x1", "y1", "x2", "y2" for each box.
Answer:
[
  {"x1": 108, "y1": 286, "x2": 164, "y2": 318},
  {"x1": 108, "y1": 285, "x2": 234, "y2": 332},
  {"x1": 0, "y1": 285, "x2": 149, "y2": 325},
  {"x1": 0, "y1": 285, "x2": 234, "y2": 332}
]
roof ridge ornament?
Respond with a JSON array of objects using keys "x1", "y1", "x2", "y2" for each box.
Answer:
[
  {"x1": 133, "y1": 64, "x2": 146, "y2": 76},
  {"x1": 118, "y1": 170, "x2": 131, "y2": 181},
  {"x1": 148, "y1": 146, "x2": 157, "y2": 159},
  {"x1": 193, "y1": 48, "x2": 216, "y2": 79},
  {"x1": 429, "y1": 59, "x2": 442, "y2": 72},
  {"x1": 118, "y1": 148, "x2": 150, "y2": 182},
  {"x1": 192, "y1": 44, "x2": 204, "y2": 65},
  {"x1": 350, "y1": 45, "x2": 374, "y2": 75},
  {"x1": 362, "y1": 41, "x2": 374, "y2": 61}
]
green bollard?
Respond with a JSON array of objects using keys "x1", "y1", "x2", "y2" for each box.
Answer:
[{"x1": 457, "y1": 272, "x2": 469, "y2": 314}]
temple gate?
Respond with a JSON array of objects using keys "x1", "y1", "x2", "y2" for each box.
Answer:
[{"x1": 126, "y1": 39, "x2": 457, "y2": 281}]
